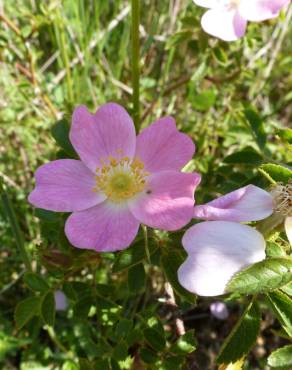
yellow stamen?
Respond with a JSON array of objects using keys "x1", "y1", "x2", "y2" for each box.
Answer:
[{"x1": 93, "y1": 155, "x2": 149, "y2": 203}]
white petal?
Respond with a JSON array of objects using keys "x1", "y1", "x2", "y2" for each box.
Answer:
[
  {"x1": 201, "y1": 7, "x2": 247, "y2": 41},
  {"x1": 193, "y1": 0, "x2": 219, "y2": 8},
  {"x1": 178, "y1": 221, "x2": 266, "y2": 296}
]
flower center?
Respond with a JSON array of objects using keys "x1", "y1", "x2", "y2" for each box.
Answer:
[
  {"x1": 271, "y1": 180, "x2": 292, "y2": 217},
  {"x1": 93, "y1": 156, "x2": 149, "y2": 203}
]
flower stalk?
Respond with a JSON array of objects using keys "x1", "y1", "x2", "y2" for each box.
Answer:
[{"x1": 131, "y1": 0, "x2": 140, "y2": 132}]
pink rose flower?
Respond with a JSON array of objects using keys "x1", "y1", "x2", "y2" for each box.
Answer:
[
  {"x1": 29, "y1": 103, "x2": 200, "y2": 252},
  {"x1": 178, "y1": 185, "x2": 274, "y2": 296},
  {"x1": 193, "y1": 0, "x2": 290, "y2": 41}
]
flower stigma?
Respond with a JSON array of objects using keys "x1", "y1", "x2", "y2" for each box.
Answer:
[{"x1": 93, "y1": 155, "x2": 150, "y2": 202}]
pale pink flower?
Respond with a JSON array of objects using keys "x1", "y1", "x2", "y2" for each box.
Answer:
[
  {"x1": 193, "y1": 184, "x2": 273, "y2": 222},
  {"x1": 29, "y1": 103, "x2": 200, "y2": 252},
  {"x1": 193, "y1": 0, "x2": 290, "y2": 41},
  {"x1": 178, "y1": 185, "x2": 273, "y2": 296}
]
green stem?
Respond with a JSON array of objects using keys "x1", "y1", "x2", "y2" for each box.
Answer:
[
  {"x1": 142, "y1": 225, "x2": 150, "y2": 263},
  {"x1": 131, "y1": 0, "x2": 140, "y2": 132},
  {"x1": 46, "y1": 326, "x2": 72, "y2": 357},
  {"x1": 1, "y1": 185, "x2": 31, "y2": 271}
]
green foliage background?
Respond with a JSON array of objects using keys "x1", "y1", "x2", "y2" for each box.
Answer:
[{"x1": 0, "y1": 1, "x2": 291, "y2": 369}]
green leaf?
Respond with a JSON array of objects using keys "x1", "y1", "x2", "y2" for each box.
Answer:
[
  {"x1": 170, "y1": 330, "x2": 197, "y2": 354},
  {"x1": 161, "y1": 250, "x2": 197, "y2": 304},
  {"x1": 224, "y1": 147, "x2": 263, "y2": 165},
  {"x1": 227, "y1": 257, "x2": 292, "y2": 295},
  {"x1": 244, "y1": 109, "x2": 266, "y2": 150},
  {"x1": 51, "y1": 119, "x2": 76, "y2": 157},
  {"x1": 128, "y1": 263, "x2": 146, "y2": 293},
  {"x1": 266, "y1": 242, "x2": 286, "y2": 258},
  {"x1": 73, "y1": 295, "x2": 93, "y2": 318},
  {"x1": 268, "y1": 345, "x2": 292, "y2": 368},
  {"x1": 276, "y1": 128, "x2": 292, "y2": 144},
  {"x1": 139, "y1": 347, "x2": 158, "y2": 364},
  {"x1": 112, "y1": 239, "x2": 157, "y2": 273},
  {"x1": 34, "y1": 208, "x2": 60, "y2": 222},
  {"x1": 267, "y1": 291, "x2": 292, "y2": 337},
  {"x1": 112, "y1": 340, "x2": 128, "y2": 361},
  {"x1": 217, "y1": 302, "x2": 260, "y2": 364},
  {"x1": 94, "y1": 359, "x2": 110, "y2": 370},
  {"x1": 166, "y1": 30, "x2": 193, "y2": 49},
  {"x1": 115, "y1": 319, "x2": 132, "y2": 339},
  {"x1": 162, "y1": 356, "x2": 185, "y2": 370},
  {"x1": 281, "y1": 281, "x2": 292, "y2": 296},
  {"x1": 78, "y1": 358, "x2": 94, "y2": 370},
  {"x1": 144, "y1": 327, "x2": 166, "y2": 352},
  {"x1": 260, "y1": 164, "x2": 292, "y2": 184},
  {"x1": 41, "y1": 291, "x2": 55, "y2": 326},
  {"x1": 23, "y1": 272, "x2": 50, "y2": 293},
  {"x1": 191, "y1": 89, "x2": 217, "y2": 112},
  {"x1": 14, "y1": 296, "x2": 41, "y2": 329}
]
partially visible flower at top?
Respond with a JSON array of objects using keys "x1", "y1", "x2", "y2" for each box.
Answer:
[
  {"x1": 193, "y1": 0, "x2": 290, "y2": 41},
  {"x1": 178, "y1": 185, "x2": 274, "y2": 296},
  {"x1": 270, "y1": 180, "x2": 292, "y2": 245},
  {"x1": 29, "y1": 103, "x2": 200, "y2": 252},
  {"x1": 210, "y1": 301, "x2": 229, "y2": 320}
]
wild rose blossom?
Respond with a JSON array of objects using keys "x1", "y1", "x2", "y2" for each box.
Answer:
[
  {"x1": 29, "y1": 103, "x2": 200, "y2": 252},
  {"x1": 178, "y1": 185, "x2": 274, "y2": 296},
  {"x1": 193, "y1": 0, "x2": 290, "y2": 41}
]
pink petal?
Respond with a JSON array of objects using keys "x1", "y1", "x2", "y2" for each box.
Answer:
[
  {"x1": 193, "y1": 0, "x2": 218, "y2": 8},
  {"x1": 129, "y1": 171, "x2": 201, "y2": 231},
  {"x1": 178, "y1": 221, "x2": 266, "y2": 296},
  {"x1": 239, "y1": 0, "x2": 289, "y2": 22},
  {"x1": 285, "y1": 217, "x2": 292, "y2": 245},
  {"x1": 193, "y1": 185, "x2": 273, "y2": 222},
  {"x1": 70, "y1": 103, "x2": 136, "y2": 172},
  {"x1": 135, "y1": 117, "x2": 195, "y2": 173},
  {"x1": 65, "y1": 201, "x2": 140, "y2": 252},
  {"x1": 28, "y1": 160, "x2": 105, "y2": 212},
  {"x1": 201, "y1": 7, "x2": 247, "y2": 41}
]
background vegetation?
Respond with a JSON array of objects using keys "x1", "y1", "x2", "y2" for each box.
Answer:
[{"x1": 0, "y1": 1, "x2": 291, "y2": 369}]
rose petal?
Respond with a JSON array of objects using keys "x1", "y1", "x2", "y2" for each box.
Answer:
[
  {"x1": 201, "y1": 7, "x2": 247, "y2": 41},
  {"x1": 193, "y1": 0, "x2": 218, "y2": 8},
  {"x1": 28, "y1": 159, "x2": 105, "y2": 212},
  {"x1": 65, "y1": 201, "x2": 140, "y2": 252},
  {"x1": 193, "y1": 185, "x2": 273, "y2": 222},
  {"x1": 178, "y1": 221, "x2": 266, "y2": 296},
  {"x1": 135, "y1": 117, "x2": 195, "y2": 173},
  {"x1": 129, "y1": 171, "x2": 201, "y2": 231},
  {"x1": 70, "y1": 103, "x2": 136, "y2": 172},
  {"x1": 285, "y1": 216, "x2": 292, "y2": 245},
  {"x1": 239, "y1": 0, "x2": 289, "y2": 22}
]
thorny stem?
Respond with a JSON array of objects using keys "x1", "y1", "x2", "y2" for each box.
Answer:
[{"x1": 131, "y1": 0, "x2": 140, "y2": 132}]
